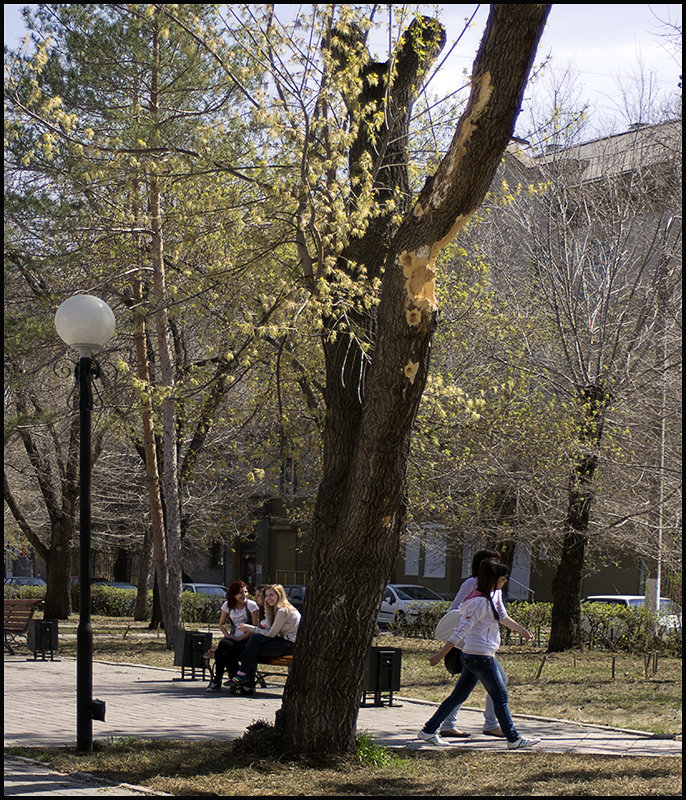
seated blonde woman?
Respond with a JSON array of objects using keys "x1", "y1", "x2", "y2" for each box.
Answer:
[{"x1": 228, "y1": 583, "x2": 300, "y2": 694}]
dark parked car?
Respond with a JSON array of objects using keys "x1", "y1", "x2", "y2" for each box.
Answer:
[
  {"x1": 4, "y1": 576, "x2": 47, "y2": 587},
  {"x1": 283, "y1": 584, "x2": 306, "y2": 611}
]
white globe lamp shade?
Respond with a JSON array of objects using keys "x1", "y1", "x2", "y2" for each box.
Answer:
[{"x1": 55, "y1": 295, "x2": 116, "y2": 357}]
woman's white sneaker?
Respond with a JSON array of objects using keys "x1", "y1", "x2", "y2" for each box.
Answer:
[
  {"x1": 507, "y1": 736, "x2": 540, "y2": 749},
  {"x1": 418, "y1": 730, "x2": 450, "y2": 746}
]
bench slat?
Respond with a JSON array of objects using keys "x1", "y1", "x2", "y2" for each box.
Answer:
[
  {"x1": 4, "y1": 599, "x2": 43, "y2": 630},
  {"x1": 262, "y1": 656, "x2": 292, "y2": 666},
  {"x1": 4, "y1": 598, "x2": 44, "y2": 654}
]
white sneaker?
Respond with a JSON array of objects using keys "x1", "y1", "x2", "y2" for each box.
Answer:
[
  {"x1": 507, "y1": 736, "x2": 540, "y2": 749},
  {"x1": 418, "y1": 730, "x2": 450, "y2": 746}
]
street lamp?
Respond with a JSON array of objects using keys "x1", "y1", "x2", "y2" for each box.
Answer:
[{"x1": 55, "y1": 294, "x2": 115, "y2": 752}]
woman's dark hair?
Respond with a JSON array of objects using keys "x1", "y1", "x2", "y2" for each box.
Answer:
[
  {"x1": 254, "y1": 584, "x2": 270, "y2": 603},
  {"x1": 254, "y1": 583, "x2": 270, "y2": 619},
  {"x1": 225, "y1": 580, "x2": 249, "y2": 609},
  {"x1": 476, "y1": 559, "x2": 509, "y2": 596},
  {"x1": 471, "y1": 549, "x2": 501, "y2": 576}
]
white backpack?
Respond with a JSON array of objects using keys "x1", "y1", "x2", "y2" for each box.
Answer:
[{"x1": 434, "y1": 608, "x2": 461, "y2": 641}]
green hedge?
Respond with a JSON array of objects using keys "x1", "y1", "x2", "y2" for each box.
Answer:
[
  {"x1": 3, "y1": 585, "x2": 46, "y2": 600},
  {"x1": 6, "y1": 583, "x2": 681, "y2": 656},
  {"x1": 580, "y1": 602, "x2": 681, "y2": 656},
  {"x1": 72, "y1": 586, "x2": 224, "y2": 623},
  {"x1": 71, "y1": 585, "x2": 140, "y2": 617},
  {"x1": 389, "y1": 601, "x2": 450, "y2": 638},
  {"x1": 180, "y1": 592, "x2": 224, "y2": 624},
  {"x1": 391, "y1": 599, "x2": 682, "y2": 657},
  {"x1": 4, "y1": 583, "x2": 223, "y2": 624}
]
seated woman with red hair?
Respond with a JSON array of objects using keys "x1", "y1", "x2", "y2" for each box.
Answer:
[{"x1": 206, "y1": 580, "x2": 259, "y2": 693}]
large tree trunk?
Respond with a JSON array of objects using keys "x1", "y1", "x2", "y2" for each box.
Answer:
[
  {"x1": 43, "y1": 519, "x2": 76, "y2": 618},
  {"x1": 548, "y1": 385, "x2": 608, "y2": 651},
  {"x1": 149, "y1": 21, "x2": 183, "y2": 648},
  {"x1": 4, "y1": 379, "x2": 80, "y2": 619},
  {"x1": 134, "y1": 524, "x2": 154, "y2": 621},
  {"x1": 129, "y1": 147, "x2": 172, "y2": 633},
  {"x1": 277, "y1": 5, "x2": 551, "y2": 755}
]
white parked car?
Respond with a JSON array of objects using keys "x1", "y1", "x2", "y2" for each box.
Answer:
[
  {"x1": 581, "y1": 594, "x2": 682, "y2": 631},
  {"x1": 182, "y1": 583, "x2": 227, "y2": 597},
  {"x1": 377, "y1": 584, "x2": 445, "y2": 627}
]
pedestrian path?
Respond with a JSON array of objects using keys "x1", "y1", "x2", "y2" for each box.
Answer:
[
  {"x1": 4, "y1": 656, "x2": 681, "y2": 795},
  {"x1": 4, "y1": 754, "x2": 170, "y2": 796}
]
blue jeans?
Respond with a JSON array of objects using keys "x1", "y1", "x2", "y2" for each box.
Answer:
[
  {"x1": 441, "y1": 657, "x2": 508, "y2": 731},
  {"x1": 423, "y1": 654, "x2": 520, "y2": 743}
]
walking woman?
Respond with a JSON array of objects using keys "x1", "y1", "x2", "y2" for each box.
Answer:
[
  {"x1": 229, "y1": 583, "x2": 300, "y2": 695},
  {"x1": 418, "y1": 559, "x2": 540, "y2": 749},
  {"x1": 206, "y1": 581, "x2": 259, "y2": 692},
  {"x1": 440, "y1": 548, "x2": 507, "y2": 738}
]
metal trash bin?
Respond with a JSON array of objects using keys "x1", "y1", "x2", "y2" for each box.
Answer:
[
  {"x1": 27, "y1": 619, "x2": 59, "y2": 661},
  {"x1": 173, "y1": 630, "x2": 212, "y2": 680},
  {"x1": 362, "y1": 646, "x2": 402, "y2": 707}
]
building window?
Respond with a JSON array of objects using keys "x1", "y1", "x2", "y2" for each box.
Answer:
[{"x1": 209, "y1": 540, "x2": 224, "y2": 569}]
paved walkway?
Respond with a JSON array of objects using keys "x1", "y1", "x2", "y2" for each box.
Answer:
[{"x1": 4, "y1": 655, "x2": 681, "y2": 795}]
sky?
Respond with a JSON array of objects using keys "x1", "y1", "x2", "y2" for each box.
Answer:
[{"x1": 4, "y1": 3, "x2": 682, "y2": 137}]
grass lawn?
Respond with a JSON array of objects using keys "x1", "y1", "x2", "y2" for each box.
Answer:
[
  {"x1": 8, "y1": 740, "x2": 682, "y2": 796},
  {"x1": 6, "y1": 616, "x2": 681, "y2": 796},
  {"x1": 395, "y1": 636, "x2": 682, "y2": 735}
]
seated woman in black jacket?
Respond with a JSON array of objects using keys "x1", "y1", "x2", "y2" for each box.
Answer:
[{"x1": 206, "y1": 580, "x2": 259, "y2": 692}]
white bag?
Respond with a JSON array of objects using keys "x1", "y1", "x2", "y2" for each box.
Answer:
[{"x1": 434, "y1": 608, "x2": 461, "y2": 641}]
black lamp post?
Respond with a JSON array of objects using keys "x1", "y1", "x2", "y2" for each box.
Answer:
[{"x1": 55, "y1": 294, "x2": 115, "y2": 752}]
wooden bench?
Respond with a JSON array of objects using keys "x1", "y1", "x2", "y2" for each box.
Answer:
[
  {"x1": 255, "y1": 655, "x2": 293, "y2": 687},
  {"x1": 4, "y1": 598, "x2": 44, "y2": 655},
  {"x1": 202, "y1": 647, "x2": 293, "y2": 689}
]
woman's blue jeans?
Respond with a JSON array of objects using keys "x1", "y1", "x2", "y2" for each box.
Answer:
[
  {"x1": 441, "y1": 657, "x2": 507, "y2": 731},
  {"x1": 423, "y1": 654, "x2": 520, "y2": 743}
]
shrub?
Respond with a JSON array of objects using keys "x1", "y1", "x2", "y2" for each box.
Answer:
[
  {"x1": 580, "y1": 602, "x2": 682, "y2": 657},
  {"x1": 70, "y1": 586, "x2": 223, "y2": 623},
  {"x1": 3, "y1": 585, "x2": 46, "y2": 600},
  {"x1": 181, "y1": 591, "x2": 223, "y2": 624},
  {"x1": 389, "y1": 598, "x2": 682, "y2": 657},
  {"x1": 389, "y1": 601, "x2": 450, "y2": 638},
  {"x1": 507, "y1": 601, "x2": 552, "y2": 630},
  {"x1": 71, "y1": 585, "x2": 140, "y2": 617},
  {"x1": 502, "y1": 601, "x2": 552, "y2": 646}
]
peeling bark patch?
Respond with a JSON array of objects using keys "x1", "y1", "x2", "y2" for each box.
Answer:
[
  {"x1": 399, "y1": 72, "x2": 496, "y2": 340},
  {"x1": 399, "y1": 248, "x2": 437, "y2": 327},
  {"x1": 413, "y1": 71, "x2": 495, "y2": 218},
  {"x1": 404, "y1": 360, "x2": 419, "y2": 384},
  {"x1": 399, "y1": 212, "x2": 470, "y2": 332}
]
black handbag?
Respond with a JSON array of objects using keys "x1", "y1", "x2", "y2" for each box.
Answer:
[{"x1": 444, "y1": 647, "x2": 463, "y2": 675}]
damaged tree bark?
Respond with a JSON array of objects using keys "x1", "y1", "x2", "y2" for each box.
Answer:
[{"x1": 277, "y1": 5, "x2": 551, "y2": 755}]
